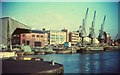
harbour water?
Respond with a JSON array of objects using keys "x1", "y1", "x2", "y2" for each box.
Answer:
[{"x1": 25, "y1": 50, "x2": 119, "y2": 73}]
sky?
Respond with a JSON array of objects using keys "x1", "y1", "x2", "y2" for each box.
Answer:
[
  {"x1": 1, "y1": 0, "x2": 120, "y2": 2},
  {"x1": 1, "y1": 2, "x2": 119, "y2": 39}
]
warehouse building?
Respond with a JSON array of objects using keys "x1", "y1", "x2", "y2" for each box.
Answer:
[
  {"x1": 0, "y1": 17, "x2": 31, "y2": 50},
  {"x1": 20, "y1": 30, "x2": 48, "y2": 47}
]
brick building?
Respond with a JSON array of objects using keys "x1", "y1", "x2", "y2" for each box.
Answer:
[{"x1": 13, "y1": 30, "x2": 48, "y2": 47}]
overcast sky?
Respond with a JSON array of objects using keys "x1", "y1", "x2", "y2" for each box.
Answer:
[{"x1": 1, "y1": 2, "x2": 119, "y2": 39}]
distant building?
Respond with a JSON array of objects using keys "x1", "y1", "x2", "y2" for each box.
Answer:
[
  {"x1": 61, "y1": 28, "x2": 69, "y2": 42},
  {"x1": 106, "y1": 33, "x2": 111, "y2": 45},
  {"x1": 13, "y1": 30, "x2": 48, "y2": 47},
  {"x1": 48, "y1": 30, "x2": 67, "y2": 45},
  {"x1": 69, "y1": 31, "x2": 80, "y2": 45}
]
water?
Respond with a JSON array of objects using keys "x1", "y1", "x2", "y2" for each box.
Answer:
[{"x1": 25, "y1": 50, "x2": 119, "y2": 73}]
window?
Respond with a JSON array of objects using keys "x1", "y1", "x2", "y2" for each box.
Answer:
[
  {"x1": 22, "y1": 34, "x2": 25, "y2": 37},
  {"x1": 41, "y1": 35, "x2": 43, "y2": 37},
  {"x1": 22, "y1": 40, "x2": 25, "y2": 43},
  {"x1": 13, "y1": 35, "x2": 16, "y2": 37},
  {"x1": 37, "y1": 35, "x2": 39, "y2": 38},
  {"x1": 32, "y1": 35, "x2": 35, "y2": 37},
  {"x1": 27, "y1": 41, "x2": 30, "y2": 45},
  {"x1": 17, "y1": 35, "x2": 20, "y2": 37}
]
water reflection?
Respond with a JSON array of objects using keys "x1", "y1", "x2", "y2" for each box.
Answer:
[{"x1": 25, "y1": 51, "x2": 119, "y2": 73}]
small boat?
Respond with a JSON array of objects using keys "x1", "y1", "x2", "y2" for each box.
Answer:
[
  {"x1": 35, "y1": 51, "x2": 45, "y2": 55},
  {"x1": 44, "y1": 46, "x2": 55, "y2": 54},
  {"x1": 52, "y1": 46, "x2": 64, "y2": 50},
  {"x1": 86, "y1": 47, "x2": 104, "y2": 51},
  {"x1": 70, "y1": 50, "x2": 77, "y2": 53},
  {"x1": 56, "y1": 50, "x2": 71, "y2": 54},
  {"x1": 45, "y1": 51, "x2": 56, "y2": 54},
  {"x1": 24, "y1": 52, "x2": 34, "y2": 55}
]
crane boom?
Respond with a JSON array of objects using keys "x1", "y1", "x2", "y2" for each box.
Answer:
[
  {"x1": 85, "y1": 8, "x2": 89, "y2": 20},
  {"x1": 92, "y1": 11, "x2": 96, "y2": 28},
  {"x1": 98, "y1": 15, "x2": 106, "y2": 44},
  {"x1": 83, "y1": 8, "x2": 89, "y2": 28},
  {"x1": 89, "y1": 10, "x2": 96, "y2": 40},
  {"x1": 79, "y1": 8, "x2": 89, "y2": 47},
  {"x1": 101, "y1": 15, "x2": 106, "y2": 31}
]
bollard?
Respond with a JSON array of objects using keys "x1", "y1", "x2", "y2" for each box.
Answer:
[{"x1": 51, "y1": 60, "x2": 55, "y2": 65}]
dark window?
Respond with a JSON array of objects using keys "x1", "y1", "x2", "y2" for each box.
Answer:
[
  {"x1": 27, "y1": 41, "x2": 30, "y2": 45},
  {"x1": 32, "y1": 35, "x2": 35, "y2": 37},
  {"x1": 41, "y1": 35, "x2": 43, "y2": 37},
  {"x1": 22, "y1": 34, "x2": 25, "y2": 37},
  {"x1": 22, "y1": 40, "x2": 25, "y2": 44},
  {"x1": 37, "y1": 35, "x2": 39, "y2": 38},
  {"x1": 35, "y1": 42, "x2": 41, "y2": 47}
]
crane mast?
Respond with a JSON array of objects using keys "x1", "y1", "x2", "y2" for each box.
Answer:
[
  {"x1": 79, "y1": 8, "x2": 89, "y2": 47},
  {"x1": 89, "y1": 10, "x2": 96, "y2": 46},
  {"x1": 98, "y1": 15, "x2": 106, "y2": 45},
  {"x1": 83, "y1": 8, "x2": 89, "y2": 37},
  {"x1": 101, "y1": 15, "x2": 106, "y2": 32}
]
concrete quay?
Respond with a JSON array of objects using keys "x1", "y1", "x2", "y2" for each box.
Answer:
[{"x1": 2, "y1": 59, "x2": 64, "y2": 75}]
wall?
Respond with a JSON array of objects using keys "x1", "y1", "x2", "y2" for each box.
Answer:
[
  {"x1": 20, "y1": 33, "x2": 48, "y2": 47},
  {"x1": 49, "y1": 30, "x2": 66, "y2": 45},
  {"x1": 69, "y1": 31, "x2": 80, "y2": 45}
]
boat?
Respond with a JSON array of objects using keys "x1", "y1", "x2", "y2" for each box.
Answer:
[
  {"x1": 70, "y1": 50, "x2": 77, "y2": 53},
  {"x1": 35, "y1": 51, "x2": 45, "y2": 55},
  {"x1": 44, "y1": 46, "x2": 55, "y2": 54},
  {"x1": 45, "y1": 51, "x2": 56, "y2": 54},
  {"x1": 24, "y1": 51, "x2": 34, "y2": 55},
  {"x1": 86, "y1": 46, "x2": 104, "y2": 51},
  {"x1": 56, "y1": 50, "x2": 71, "y2": 54},
  {"x1": 53, "y1": 47, "x2": 64, "y2": 50}
]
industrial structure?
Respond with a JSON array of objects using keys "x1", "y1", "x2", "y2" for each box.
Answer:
[
  {"x1": 79, "y1": 8, "x2": 89, "y2": 47},
  {"x1": 88, "y1": 10, "x2": 96, "y2": 46},
  {"x1": 98, "y1": 15, "x2": 106, "y2": 45}
]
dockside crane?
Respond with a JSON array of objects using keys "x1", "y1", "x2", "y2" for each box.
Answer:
[
  {"x1": 98, "y1": 15, "x2": 106, "y2": 45},
  {"x1": 89, "y1": 10, "x2": 96, "y2": 46},
  {"x1": 79, "y1": 8, "x2": 89, "y2": 47}
]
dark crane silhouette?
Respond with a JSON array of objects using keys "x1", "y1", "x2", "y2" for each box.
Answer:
[
  {"x1": 79, "y1": 8, "x2": 89, "y2": 47},
  {"x1": 89, "y1": 10, "x2": 96, "y2": 46},
  {"x1": 98, "y1": 15, "x2": 106, "y2": 45}
]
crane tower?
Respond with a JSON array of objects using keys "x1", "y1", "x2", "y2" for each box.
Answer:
[
  {"x1": 89, "y1": 10, "x2": 96, "y2": 46},
  {"x1": 98, "y1": 15, "x2": 106, "y2": 45},
  {"x1": 79, "y1": 8, "x2": 89, "y2": 47}
]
